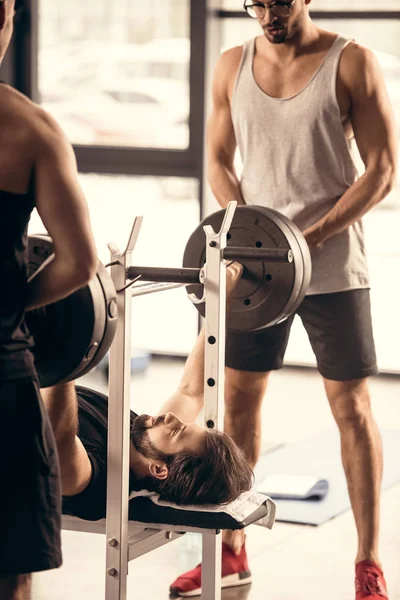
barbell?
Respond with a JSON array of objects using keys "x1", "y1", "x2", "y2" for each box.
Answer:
[{"x1": 26, "y1": 206, "x2": 311, "y2": 387}]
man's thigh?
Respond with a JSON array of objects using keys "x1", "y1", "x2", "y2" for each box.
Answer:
[
  {"x1": 0, "y1": 377, "x2": 62, "y2": 575},
  {"x1": 298, "y1": 289, "x2": 378, "y2": 381}
]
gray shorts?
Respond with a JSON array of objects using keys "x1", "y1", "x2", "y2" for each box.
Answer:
[{"x1": 225, "y1": 289, "x2": 378, "y2": 381}]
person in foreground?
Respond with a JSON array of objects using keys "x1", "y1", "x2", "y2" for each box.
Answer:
[
  {"x1": 170, "y1": 0, "x2": 398, "y2": 598},
  {"x1": 41, "y1": 263, "x2": 254, "y2": 523},
  {"x1": 0, "y1": 0, "x2": 98, "y2": 598}
]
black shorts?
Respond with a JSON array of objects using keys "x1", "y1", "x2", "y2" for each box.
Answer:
[
  {"x1": 0, "y1": 377, "x2": 62, "y2": 575},
  {"x1": 226, "y1": 289, "x2": 378, "y2": 381}
]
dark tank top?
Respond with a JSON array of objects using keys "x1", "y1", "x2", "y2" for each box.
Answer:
[{"x1": 0, "y1": 173, "x2": 36, "y2": 381}]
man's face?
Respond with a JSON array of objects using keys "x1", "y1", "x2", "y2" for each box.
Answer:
[
  {"x1": 252, "y1": 0, "x2": 304, "y2": 45},
  {"x1": 131, "y1": 412, "x2": 207, "y2": 461}
]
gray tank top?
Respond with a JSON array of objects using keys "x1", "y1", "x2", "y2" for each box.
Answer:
[{"x1": 232, "y1": 35, "x2": 369, "y2": 295}]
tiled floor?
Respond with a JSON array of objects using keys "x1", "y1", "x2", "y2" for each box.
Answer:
[{"x1": 32, "y1": 360, "x2": 400, "y2": 600}]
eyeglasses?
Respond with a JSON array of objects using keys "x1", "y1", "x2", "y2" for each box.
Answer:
[{"x1": 243, "y1": 0, "x2": 296, "y2": 19}]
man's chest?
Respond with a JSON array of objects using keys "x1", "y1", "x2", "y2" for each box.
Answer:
[{"x1": 252, "y1": 54, "x2": 353, "y2": 135}]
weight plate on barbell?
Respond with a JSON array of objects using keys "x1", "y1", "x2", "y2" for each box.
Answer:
[
  {"x1": 26, "y1": 235, "x2": 118, "y2": 388},
  {"x1": 182, "y1": 206, "x2": 312, "y2": 331}
]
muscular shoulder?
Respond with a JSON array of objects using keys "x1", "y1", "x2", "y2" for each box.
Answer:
[
  {"x1": 0, "y1": 83, "x2": 65, "y2": 153},
  {"x1": 30, "y1": 103, "x2": 70, "y2": 156},
  {"x1": 0, "y1": 84, "x2": 35, "y2": 147},
  {"x1": 213, "y1": 44, "x2": 245, "y2": 102},
  {"x1": 338, "y1": 41, "x2": 383, "y2": 96},
  {"x1": 219, "y1": 45, "x2": 244, "y2": 68},
  {"x1": 217, "y1": 45, "x2": 244, "y2": 79}
]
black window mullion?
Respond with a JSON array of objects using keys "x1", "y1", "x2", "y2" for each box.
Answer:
[
  {"x1": 74, "y1": 147, "x2": 199, "y2": 178},
  {"x1": 188, "y1": 0, "x2": 207, "y2": 181}
]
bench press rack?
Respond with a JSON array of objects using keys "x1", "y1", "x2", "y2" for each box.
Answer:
[{"x1": 61, "y1": 201, "x2": 275, "y2": 600}]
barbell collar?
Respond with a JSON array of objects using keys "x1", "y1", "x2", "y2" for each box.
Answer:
[{"x1": 223, "y1": 247, "x2": 293, "y2": 263}]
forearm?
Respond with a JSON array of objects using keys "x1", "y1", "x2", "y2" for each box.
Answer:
[
  {"x1": 208, "y1": 160, "x2": 245, "y2": 209},
  {"x1": 26, "y1": 255, "x2": 97, "y2": 311},
  {"x1": 303, "y1": 166, "x2": 396, "y2": 247},
  {"x1": 41, "y1": 381, "x2": 78, "y2": 445}
]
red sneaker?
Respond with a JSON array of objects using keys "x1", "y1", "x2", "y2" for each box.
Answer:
[
  {"x1": 355, "y1": 561, "x2": 389, "y2": 599},
  {"x1": 169, "y1": 542, "x2": 252, "y2": 597}
]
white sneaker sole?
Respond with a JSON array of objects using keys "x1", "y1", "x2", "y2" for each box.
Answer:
[{"x1": 176, "y1": 572, "x2": 252, "y2": 597}]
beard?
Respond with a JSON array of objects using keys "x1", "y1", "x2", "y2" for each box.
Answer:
[
  {"x1": 263, "y1": 21, "x2": 289, "y2": 44},
  {"x1": 263, "y1": 14, "x2": 302, "y2": 45},
  {"x1": 131, "y1": 414, "x2": 169, "y2": 462},
  {"x1": 265, "y1": 30, "x2": 288, "y2": 44}
]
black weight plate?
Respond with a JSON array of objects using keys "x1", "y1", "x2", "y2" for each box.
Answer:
[
  {"x1": 26, "y1": 235, "x2": 118, "y2": 387},
  {"x1": 182, "y1": 206, "x2": 312, "y2": 331},
  {"x1": 255, "y1": 207, "x2": 312, "y2": 320},
  {"x1": 75, "y1": 261, "x2": 119, "y2": 380}
]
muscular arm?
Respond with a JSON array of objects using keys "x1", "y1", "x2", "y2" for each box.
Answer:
[
  {"x1": 207, "y1": 48, "x2": 245, "y2": 209},
  {"x1": 303, "y1": 45, "x2": 398, "y2": 248},
  {"x1": 26, "y1": 110, "x2": 98, "y2": 310},
  {"x1": 156, "y1": 263, "x2": 243, "y2": 422},
  {"x1": 41, "y1": 382, "x2": 92, "y2": 496},
  {"x1": 156, "y1": 328, "x2": 206, "y2": 423}
]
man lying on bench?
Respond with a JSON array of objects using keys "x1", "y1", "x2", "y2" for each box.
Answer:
[{"x1": 42, "y1": 263, "x2": 253, "y2": 521}]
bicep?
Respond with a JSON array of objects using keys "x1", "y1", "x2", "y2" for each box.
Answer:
[
  {"x1": 33, "y1": 111, "x2": 97, "y2": 264},
  {"x1": 207, "y1": 102, "x2": 237, "y2": 168},
  {"x1": 207, "y1": 56, "x2": 238, "y2": 168},
  {"x1": 348, "y1": 48, "x2": 398, "y2": 172}
]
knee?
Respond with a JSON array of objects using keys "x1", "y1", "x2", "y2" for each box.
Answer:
[
  {"x1": 327, "y1": 383, "x2": 372, "y2": 429},
  {"x1": 224, "y1": 372, "x2": 267, "y2": 433},
  {"x1": 225, "y1": 368, "x2": 268, "y2": 412}
]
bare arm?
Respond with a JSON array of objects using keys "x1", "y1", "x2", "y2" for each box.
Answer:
[
  {"x1": 156, "y1": 263, "x2": 243, "y2": 422},
  {"x1": 26, "y1": 110, "x2": 98, "y2": 310},
  {"x1": 155, "y1": 328, "x2": 206, "y2": 423},
  {"x1": 41, "y1": 382, "x2": 92, "y2": 496},
  {"x1": 207, "y1": 48, "x2": 245, "y2": 209},
  {"x1": 303, "y1": 45, "x2": 398, "y2": 248}
]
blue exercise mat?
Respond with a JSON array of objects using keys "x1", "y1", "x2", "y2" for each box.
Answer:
[{"x1": 254, "y1": 429, "x2": 400, "y2": 526}]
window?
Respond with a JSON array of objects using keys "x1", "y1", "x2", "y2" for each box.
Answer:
[{"x1": 38, "y1": 0, "x2": 191, "y2": 149}]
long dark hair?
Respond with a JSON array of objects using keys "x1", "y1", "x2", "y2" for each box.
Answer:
[{"x1": 134, "y1": 429, "x2": 254, "y2": 506}]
